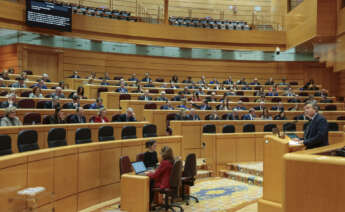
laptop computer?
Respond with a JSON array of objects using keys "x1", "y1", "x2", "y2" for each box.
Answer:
[
  {"x1": 286, "y1": 133, "x2": 300, "y2": 139},
  {"x1": 131, "y1": 161, "x2": 147, "y2": 175}
]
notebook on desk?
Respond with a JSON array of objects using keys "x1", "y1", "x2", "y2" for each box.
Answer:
[{"x1": 131, "y1": 161, "x2": 147, "y2": 175}]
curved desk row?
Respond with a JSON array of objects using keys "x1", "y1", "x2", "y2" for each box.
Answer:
[
  {"x1": 0, "y1": 88, "x2": 76, "y2": 99},
  {"x1": 0, "y1": 122, "x2": 149, "y2": 153},
  {"x1": 0, "y1": 136, "x2": 182, "y2": 211}
]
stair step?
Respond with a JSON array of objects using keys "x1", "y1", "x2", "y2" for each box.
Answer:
[
  {"x1": 196, "y1": 170, "x2": 212, "y2": 179},
  {"x1": 226, "y1": 162, "x2": 263, "y2": 177},
  {"x1": 221, "y1": 170, "x2": 263, "y2": 186}
]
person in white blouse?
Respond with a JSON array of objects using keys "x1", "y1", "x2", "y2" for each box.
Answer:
[{"x1": 29, "y1": 86, "x2": 43, "y2": 98}]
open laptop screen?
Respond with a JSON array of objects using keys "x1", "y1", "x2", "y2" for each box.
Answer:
[{"x1": 131, "y1": 161, "x2": 147, "y2": 174}]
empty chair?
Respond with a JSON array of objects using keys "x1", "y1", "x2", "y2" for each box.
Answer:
[
  {"x1": 23, "y1": 113, "x2": 41, "y2": 125},
  {"x1": 65, "y1": 114, "x2": 74, "y2": 123},
  {"x1": 324, "y1": 105, "x2": 337, "y2": 111},
  {"x1": 240, "y1": 97, "x2": 249, "y2": 102},
  {"x1": 203, "y1": 124, "x2": 216, "y2": 133},
  {"x1": 181, "y1": 153, "x2": 199, "y2": 205},
  {"x1": 143, "y1": 124, "x2": 157, "y2": 138},
  {"x1": 97, "y1": 87, "x2": 108, "y2": 97},
  {"x1": 337, "y1": 116, "x2": 345, "y2": 120},
  {"x1": 121, "y1": 126, "x2": 137, "y2": 139},
  {"x1": 42, "y1": 115, "x2": 50, "y2": 124},
  {"x1": 0, "y1": 135, "x2": 12, "y2": 156},
  {"x1": 166, "y1": 113, "x2": 177, "y2": 127},
  {"x1": 120, "y1": 94, "x2": 131, "y2": 100},
  {"x1": 155, "y1": 78, "x2": 164, "y2": 82},
  {"x1": 0, "y1": 91, "x2": 8, "y2": 96},
  {"x1": 18, "y1": 99, "x2": 35, "y2": 108},
  {"x1": 271, "y1": 97, "x2": 282, "y2": 102},
  {"x1": 119, "y1": 156, "x2": 132, "y2": 176},
  {"x1": 83, "y1": 104, "x2": 91, "y2": 109},
  {"x1": 222, "y1": 125, "x2": 235, "y2": 133},
  {"x1": 98, "y1": 126, "x2": 114, "y2": 141},
  {"x1": 47, "y1": 128, "x2": 67, "y2": 148},
  {"x1": 20, "y1": 91, "x2": 31, "y2": 97},
  {"x1": 283, "y1": 123, "x2": 296, "y2": 132},
  {"x1": 236, "y1": 91, "x2": 244, "y2": 96},
  {"x1": 17, "y1": 130, "x2": 39, "y2": 152},
  {"x1": 328, "y1": 122, "x2": 339, "y2": 131},
  {"x1": 299, "y1": 92, "x2": 308, "y2": 96},
  {"x1": 36, "y1": 100, "x2": 48, "y2": 109},
  {"x1": 75, "y1": 128, "x2": 92, "y2": 144},
  {"x1": 165, "y1": 89, "x2": 174, "y2": 94},
  {"x1": 136, "y1": 153, "x2": 145, "y2": 162},
  {"x1": 144, "y1": 103, "x2": 157, "y2": 109},
  {"x1": 264, "y1": 124, "x2": 277, "y2": 132},
  {"x1": 243, "y1": 124, "x2": 255, "y2": 132},
  {"x1": 149, "y1": 89, "x2": 159, "y2": 94}
]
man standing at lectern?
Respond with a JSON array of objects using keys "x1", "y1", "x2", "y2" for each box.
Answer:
[{"x1": 293, "y1": 101, "x2": 329, "y2": 149}]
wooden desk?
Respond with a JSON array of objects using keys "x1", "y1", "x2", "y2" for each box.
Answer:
[
  {"x1": 121, "y1": 174, "x2": 150, "y2": 212},
  {"x1": 0, "y1": 108, "x2": 120, "y2": 123},
  {"x1": 283, "y1": 142, "x2": 345, "y2": 212},
  {"x1": 0, "y1": 136, "x2": 182, "y2": 211},
  {"x1": 0, "y1": 88, "x2": 75, "y2": 98}
]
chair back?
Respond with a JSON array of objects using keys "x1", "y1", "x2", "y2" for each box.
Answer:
[
  {"x1": 337, "y1": 116, "x2": 345, "y2": 120},
  {"x1": 243, "y1": 124, "x2": 255, "y2": 132},
  {"x1": 203, "y1": 124, "x2": 216, "y2": 133},
  {"x1": 0, "y1": 135, "x2": 12, "y2": 156},
  {"x1": 143, "y1": 124, "x2": 157, "y2": 137},
  {"x1": 328, "y1": 122, "x2": 339, "y2": 131},
  {"x1": 183, "y1": 153, "x2": 197, "y2": 177},
  {"x1": 120, "y1": 156, "x2": 132, "y2": 176},
  {"x1": 18, "y1": 99, "x2": 35, "y2": 108},
  {"x1": 165, "y1": 89, "x2": 174, "y2": 94},
  {"x1": 65, "y1": 114, "x2": 74, "y2": 123},
  {"x1": 169, "y1": 160, "x2": 183, "y2": 194},
  {"x1": 36, "y1": 101, "x2": 48, "y2": 109},
  {"x1": 144, "y1": 103, "x2": 157, "y2": 109},
  {"x1": 112, "y1": 114, "x2": 121, "y2": 122},
  {"x1": 235, "y1": 91, "x2": 244, "y2": 96},
  {"x1": 283, "y1": 123, "x2": 296, "y2": 132},
  {"x1": 98, "y1": 126, "x2": 114, "y2": 141},
  {"x1": 20, "y1": 91, "x2": 31, "y2": 97},
  {"x1": 75, "y1": 128, "x2": 92, "y2": 144},
  {"x1": 166, "y1": 113, "x2": 177, "y2": 127},
  {"x1": 83, "y1": 104, "x2": 91, "y2": 109},
  {"x1": 240, "y1": 97, "x2": 249, "y2": 102},
  {"x1": 223, "y1": 125, "x2": 235, "y2": 133},
  {"x1": 136, "y1": 153, "x2": 145, "y2": 162},
  {"x1": 325, "y1": 105, "x2": 337, "y2": 111},
  {"x1": 17, "y1": 130, "x2": 39, "y2": 152},
  {"x1": 63, "y1": 103, "x2": 74, "y2": 109},
  {"x1": 97, "y1": 87, "x2": 108, "y2": 97},
  {"x1": 0, "y1": 91, "x2": 8, "y2": 96},
  {"x1": 271, "y1": 97, "x2": 282, "y2": 102},
  {"x1": 264, "y1": 124, "x2": 277, "y2": 132},
  {"x1": 47, "y1": 128, "x2": 67, "y2": 148},
  {"x1": 121, "y1": 126, "x2": 137, "y2": 139},
  {"x1": 42, "y1": 115, "x2": 50, "y2": 124},
  {"x1": 149, "y1": 89, "x2": 159, "y2": 94},
  {"x1": 23, "y1": 113, "x2": 41, "y2": 125},
  {"x1": 120, "y1": 94, "x2": 131, "y2": 100}
]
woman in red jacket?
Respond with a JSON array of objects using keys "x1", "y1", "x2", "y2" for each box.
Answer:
[
  {"x1": 94, "y1": 108, "x2": 109, "y2": 123},
  {"x1": 147, "y1": 146, "x2": 174, "y2": 206}
]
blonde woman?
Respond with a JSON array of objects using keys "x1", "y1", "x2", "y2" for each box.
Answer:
[{"x1": 1, "y1": 106, "x2": 22, "y2": 126}]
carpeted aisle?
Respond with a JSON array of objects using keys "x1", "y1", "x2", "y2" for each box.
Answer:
[{"x1": 100, "y1": 177, "x2": 262, "y2": 212}]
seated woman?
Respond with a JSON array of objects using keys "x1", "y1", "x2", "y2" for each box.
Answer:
[
  {"x1": 94, "y1": 108, "x2": 109, "y2": 123},
  {"x1": 48, "y1": 106, "x2": 66, "y2": 124},
  {"x1": 29, "y1": 86, "x2": 43, "y2": 98},
  {"x1": 147, "y1": 146, "x2": 174, "y2": 206},
  {"x1": 143, "y1": 140, "x2": 158, "y2": 169},
  {"x1": 0, "y1": 106, "x2": 22, "y2": 126},
  {"x1": 261, "y1": 108, "x2": 273, "y2": 120}
]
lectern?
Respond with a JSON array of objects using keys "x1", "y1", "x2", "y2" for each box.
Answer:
[{"x1": 258, "y1": 135, "x2": 304, "y2": 212}]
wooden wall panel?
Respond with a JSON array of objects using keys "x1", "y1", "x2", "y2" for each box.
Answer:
[
  {"x1": 0, "y1": 44, "x2": 19, "y2": 72},
  {"x1": 317, "y1": 0, "x2": 337, "y2": 37},
  {"x1": 337, "y1": 0, "x2": 345, "y2": 35}
]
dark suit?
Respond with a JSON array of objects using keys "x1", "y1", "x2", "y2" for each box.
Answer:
[
  {"x1": 155, "y1": 97, "x2": 168, "y2": 101},
  {"x1": 1, "y1": 102, "x2": 17, "y2": 108},
  {"x1": 253, "y1": 106, "x2": 265, "y2": 111},
  {"x1": 242, "y1": 114, "x2": 255, "y2": 120},
  {"x1": 44, "y1": 101, "x2": 60, "y2": 109},
  {"x1": 160, "y1": 105, "x2": 174, "y2": 110},
  {"x1": 224, "y1": 113, "x2": 239, "y2": 120},
  {"x1": 116, "y1": 87, "x2": 128, "y2": 93},
  {"x1": 69, "y1": 75, "x2": 80, "y2": 78},
  {"x1": 303, "y1": 113, "x2": 329, "y2": 149},
  {"x1": 118, "y1": 114, "x2": 136, "y2": 122},
  {"x1": 185, "y1": 114, "x2": 200, "y2": 120},
  {"x1": 138, "y1": 95, "x2": 152, "y2": 101},
  {"x1": 69, "y1": 115, "x2": 86, "y2": 123},
  {"x1": 192, "y1": 104, "x2": 212, "y2": 110}
]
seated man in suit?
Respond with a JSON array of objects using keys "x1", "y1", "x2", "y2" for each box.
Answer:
[
  {"x1": 224, "y1": 108, "x2": 240, "y2": 120},
  {"x1": 32, "y1": 79, "x2": 47, "y2": 89},
  {"x1": 138, "y1": 90, "x2": 152, "y2": 101},
  {"x1": 63, "y1": 95, "x2": 80, "y2": 109},
  {"x1": 51, "y1": 87, "x2": 65, "y2": 99},
  {"x1": 42, "y1": 73, "x2": 51, "y2": 82},
  {"x1": 207, "y1": 110, "x2": 220, "y2": 120},
  {"x1": 271, "y1": 101, "x2": 284, "y2": 111},
  {"x1": 198, "y1": 75, "x2": 207, "y2": 85},
  {"x1": 250, "y1": 78, "x2": 260, "y2": 85},
  {"x1": 160, "y1": 100, "x2": 174, "y2": 110},
  {"x1": 284, "y1": 87, "x2": 296, "y2": 96},
  {"x1": 233, "y1": 100, "x2": 246, "y2": 111},
  {"x1": 265, "y1": 77, "x2": 275, "y2": 85},
  {"x1": 242, "y1": 85, "x2": 252, "y2": 90},
  {"x1": 206, "y1": 92, "x2": 217, "y2": 102},
  {"x1": 237, "y1": 77, "x2": 247, "y2": 85},
  {"x1": 223, "y1": 76, "x2": 233, "y2": 85},
  {"x1": 292, "y1": 101, "x2": 329, "y2": 149},
  {"x1": 1, "y1": 93, "x2": 17, "y2": 108},
  {"x1": 266, "y1": 88, "x2": 278, "y2": 96},
  {"x1": 69, "y1": 107, "x2": 86, "y2": 123},
  {"x1": 254, "y1": 101, "x2": 266, "y2": 111},
  {"x1": 185, "y1": 108, "x2": 200, "y2": 120},
  {"x1": 155, "y1": 91, "x2": 168, "y2": 101},
  {"x1": 242, "y1": 108, "x2": 256, "y2": 120},
  {"x1": 143, "y1": 79, "x2": 155, "y2": 88},
  {"x1": 182, "y1": 76, "x2": 193, "y2": 84},
  {"x1": 175, "y1": 108, "x2": 188, "y2": 120},
  {"x1": 115, "y1": 79, "x2": 128, "y2": 86},
  {"x1": 100, "y1": 78, "x2": 110, "y2": 86},
  {"x1": 142, "y1": 72, "x2": 151, "y2": 82},
  {"x1": 128, "y1": 73, "x2": 138, "y2": 82},
  {"x1": 11, "y1": 77, "x2": 27, "y2": 88},
  {"x1": 44, "y1": 96, "x2": 60, "y2": 109},
  {"x1": 169, "y1": 82, "x2": 179, "y2": 89},
  {"x1": 69, "y1": 71, "x2": 81, "y2": 78},
  {"x1": 177, "y1": 99, "x2": 189, "y2": 110},
  {"x1": 178, "y1": 87, "x2": 191, "y2": 95},
  {"x1": 192, "y1": 99, "x2": 212, "y2": 110},
  {"x1": 90, "y1": 97, "x2": 104, "y2": 109},
  {"x1": 118, "y1": 107, "x2": 137, "y2": 122},
  {"x1": 115, "y1": 82, "x2": 128, "y2": 93}
]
